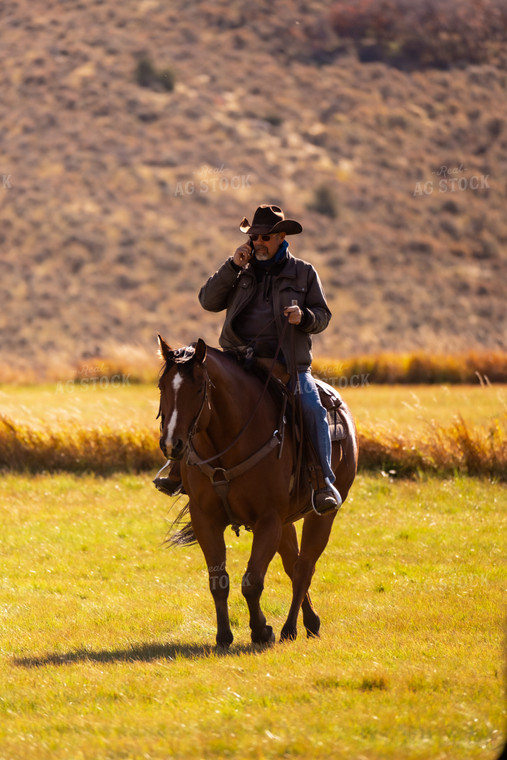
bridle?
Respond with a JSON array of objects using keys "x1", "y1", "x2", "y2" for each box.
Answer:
[{"x1": 157, "y1": 362, "x2": 212, "y2": 458}]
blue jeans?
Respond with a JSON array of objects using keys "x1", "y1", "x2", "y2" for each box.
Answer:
[{"x1": 293, "y1": 370, "x2": 335, "y2": 484}]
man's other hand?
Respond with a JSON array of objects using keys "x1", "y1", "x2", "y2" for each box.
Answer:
[{"x1": 283, "y1": 305, "x2": 302, "y2": 325}]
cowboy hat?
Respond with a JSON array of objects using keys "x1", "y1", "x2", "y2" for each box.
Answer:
[{"x1": 239, "y1": 204, "x2": 303, "y2": 235}]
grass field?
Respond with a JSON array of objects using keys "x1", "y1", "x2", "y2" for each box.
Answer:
[
  {"x1": 1, "y1": 382, "x2": 505, "y2": 431},
  {"x1": 0, "y1": 382, "x2": 506, "y2": 758},
  {"x1": 1, "y1": 471, "x2": 506, "y2": 760}
]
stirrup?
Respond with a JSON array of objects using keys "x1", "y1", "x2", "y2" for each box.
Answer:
[
  {"x1": 153, "y1": 459, "x2": 183, "y2": 496},
  {"x1": 324, "y1": 477, "x2": 342, "y2": 508},
  {"x1": 311, "y1": 478, "x2": 342, "y2": 516},
  {"x1": 153, "y1": 477, "x2": 183, "y2": 497}
]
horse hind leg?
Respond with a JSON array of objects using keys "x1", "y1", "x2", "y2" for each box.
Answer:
[
  {"x1": 278, "y1": 524, "x2": 320, "y2": 641},
  {"x1": 281, "y1": 512, "x2": 336, "y2": 641}
]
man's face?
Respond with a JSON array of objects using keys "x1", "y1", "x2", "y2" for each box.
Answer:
[{"x1": 250, "y1": 232, "x2": 285, "y2": 261}]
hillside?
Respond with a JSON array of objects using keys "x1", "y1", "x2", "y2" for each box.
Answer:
[{"x1": 1, "y1": 0, "x2": 506, "y2": 379}]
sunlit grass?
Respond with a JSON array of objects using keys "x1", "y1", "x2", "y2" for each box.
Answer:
[
  {"x1": 347, "y1": 383, "x2": 506, "y2": 430},
  {"x1": 0, "y1": 379, "x2": 504, "y2": 430},
  {"x1": 0, "y1": 382, "x2": 159, "y2": 428},
  {"x1": 0, "y1": 473, "x2": 505, "y2": 759}
]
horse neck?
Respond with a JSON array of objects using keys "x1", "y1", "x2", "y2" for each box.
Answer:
[{"x1": 204, "y1": 351, "x2": 271, "y2": 448}]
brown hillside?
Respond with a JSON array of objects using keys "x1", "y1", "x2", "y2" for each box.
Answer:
[{"x1": 1, "y1": 0, "x2": 506, "y2": 379}]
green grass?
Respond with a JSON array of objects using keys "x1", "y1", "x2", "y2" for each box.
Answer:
[
  {"x1": 347, "y1": 383, "x2": 506, "y2": 431},
  {"x1": 0, "y1": 382, "x2": 159, "y2": 428},
  {"x1": 1, "y1": 472, "x2": 506, "y2": 759}
]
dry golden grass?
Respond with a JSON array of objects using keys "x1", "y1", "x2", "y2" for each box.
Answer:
[
  {"x1": 313, "y1": 350, "x2": 507, "y2": 385},
  {"x1": 358, "y1": 413, "x2": 507, "y2": 480},
  {"x1": 1, "y1": 408, "x2": 505, "y2": 480},
  {"x1": 0, "y1": 416, "x2": 159, "y2": 475},
  {"x1": 1, "y1": 371, "x2": 505, "y2": 479},
  {"x1": 2, "y1": 349, "x2": 506, "y2": 387}
]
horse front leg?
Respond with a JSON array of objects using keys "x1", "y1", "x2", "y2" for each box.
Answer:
[
  {"x1": 190, "y1": 506, "x2": 233, "y2": 649},
  {"x1": 242, "y1": 514, "x2": 282, "y2": 646},
  {"x1": 281, "y1": 511, "x2": 336, "y2": 640},
  {"x1": 277, "y1": 523, "x2": 321, "y2": 642}
]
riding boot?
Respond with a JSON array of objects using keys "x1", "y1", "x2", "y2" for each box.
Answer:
[
  {"x1": 308, "y1": 462, "x2": 341, "y2": 515},
  {"x1": 153, "y1": 459, "x2": 184, "y2": 496},
  {"x1": 313, "y1": 487, "x2": 341, "y2": 515}
]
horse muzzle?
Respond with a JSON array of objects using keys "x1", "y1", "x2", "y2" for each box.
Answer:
[{"x1": 159, "y1": 435, "x2": 185, "y2": 461}]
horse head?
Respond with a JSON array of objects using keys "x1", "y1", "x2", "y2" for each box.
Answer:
[{"x1": 157, "y1": 336, "x2": 209, "y2": 460}]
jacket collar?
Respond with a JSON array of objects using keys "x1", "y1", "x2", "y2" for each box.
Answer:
[{"x1": 242, "y1": 250, "x2": 298, "y2": 279}]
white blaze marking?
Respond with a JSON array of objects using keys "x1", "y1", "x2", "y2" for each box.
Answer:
[{"x1": 165, "y1": 372, "x2": 183, "y2": 448}]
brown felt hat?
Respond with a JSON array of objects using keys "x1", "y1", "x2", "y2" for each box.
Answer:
[{"x1": 239, "y1": 204, "x2": 303, "y2": 236}]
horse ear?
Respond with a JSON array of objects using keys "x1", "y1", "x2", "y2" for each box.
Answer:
[
  {"x1": 194, "y1": 338, "x2": 207, "y2": 365},
  {"x1": 157, "y1": 334, "x2": 172, "y2": 361}
]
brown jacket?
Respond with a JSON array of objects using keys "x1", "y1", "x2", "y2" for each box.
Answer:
[{"x1": 199, "y1": 252, "x2": 331, "y2": 369}]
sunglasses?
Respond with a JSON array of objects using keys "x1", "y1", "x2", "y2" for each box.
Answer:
[{"x1": 249, "y1": 234, "x2": 274, "y2": 242}]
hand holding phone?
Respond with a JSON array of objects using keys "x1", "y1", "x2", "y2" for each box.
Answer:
[{"x1": 233, "y1": 240, "x2": 253, "y2": 267}]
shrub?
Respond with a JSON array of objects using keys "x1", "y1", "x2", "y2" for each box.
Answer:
[
  {"x1": 0, "y1": 416, "x2": 161, "y2": 475},
  {"x1": 135, "y1": 56, "x2": 175, "y2": 91},
  {"x1": 307, "y1": 184, "x2": 339, "y2": 218}
]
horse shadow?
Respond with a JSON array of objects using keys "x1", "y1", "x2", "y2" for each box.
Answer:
[{"x1": 12, "y1": 640, "x2": 265, "y2": 668}]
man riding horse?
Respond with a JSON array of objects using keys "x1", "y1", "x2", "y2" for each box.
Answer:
[{"x1": 161, "y1": 204, "x2": 340, "y2": 514}]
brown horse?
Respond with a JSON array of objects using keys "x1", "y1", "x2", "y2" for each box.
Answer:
[{"x1": 156, "y1": 336, "x2": 358, "y2": 647}]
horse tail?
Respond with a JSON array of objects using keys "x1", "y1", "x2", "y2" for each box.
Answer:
[{"x1": 165, "y1": 500, "x2": 198, "y2": 548}]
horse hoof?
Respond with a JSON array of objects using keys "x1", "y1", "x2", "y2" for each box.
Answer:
[
  {"x1": 252, "y1": 625, "x2": 275, "y2": 646},
  {"x1": 303, "y1": 613, "x2": 320, "y2": 638},
  {"x1": 280, "y1": 625, "x2": 297, "y2": 642},
  {"x1": 216, "y1": 631, "x2": 234, "y2": 649}
]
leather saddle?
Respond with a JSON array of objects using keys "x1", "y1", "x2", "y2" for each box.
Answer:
[{"x1": 253, "y1": 357, "x2": 347, "y2": 442}]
